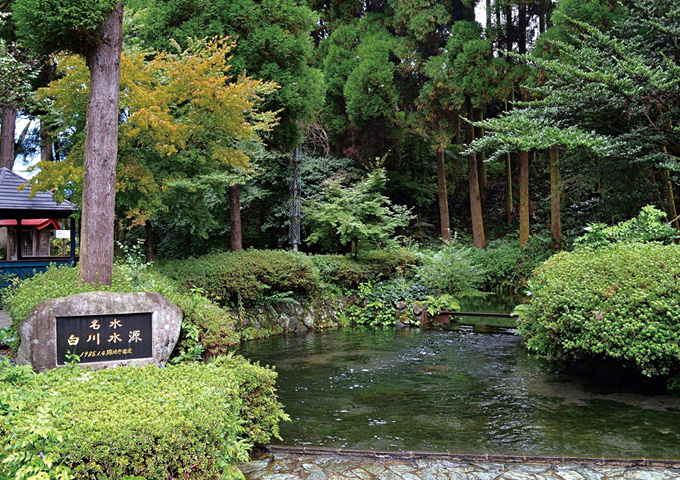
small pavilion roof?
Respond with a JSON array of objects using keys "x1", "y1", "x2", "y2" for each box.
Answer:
[
  {"x1": 0, "y1": 218, "x2": 62, "y2": 229},
  {"x1": 0, "y1": 168, "x2": 75, "y2": 219}
]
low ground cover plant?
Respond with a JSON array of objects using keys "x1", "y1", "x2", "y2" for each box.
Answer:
[
  {"x1": 0, "y1": 355, "x2": 287, "y2": 480},
  {"x1": 516, "y1": 242, "x2": 680, "y2": 387}
]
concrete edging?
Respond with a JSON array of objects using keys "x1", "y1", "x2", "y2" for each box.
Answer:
[{"x1": 264, "y1": 445, "x2": 680, "y2": 469}]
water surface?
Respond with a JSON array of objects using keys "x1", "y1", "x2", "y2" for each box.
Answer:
[{"x1": 238, "y1": 328, "x2": 680, "y2": 459}]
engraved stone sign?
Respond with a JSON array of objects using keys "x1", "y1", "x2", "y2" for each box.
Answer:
[
  {"x1": 17, "y1": 291, "x2": 182, "y2": 372},
  {"x1": 55, "y1": 312, "x2": 153, "y2": 365}
]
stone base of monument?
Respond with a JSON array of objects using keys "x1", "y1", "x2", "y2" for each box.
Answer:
[{"x1": 16, "y1": 291, "x2": 183, "y2": 372}]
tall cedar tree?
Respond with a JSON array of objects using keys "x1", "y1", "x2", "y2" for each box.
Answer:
[
  {"x1": 469, "y1": 1, "x2": 680, "y2": 246},
  {"x1": 321, "y1": 0, "x2": 474, "y2": 241},
  {"x1": 13, "y1": 0, "x2": 123, "y2": 286}
]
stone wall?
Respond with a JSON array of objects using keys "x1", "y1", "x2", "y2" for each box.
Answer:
[
  {"x1": 239, "y1": 297, "x2": 350, "y2": 339},
  {"x1": 238, "y1": 297, "x2": 429, "y2": 340}
]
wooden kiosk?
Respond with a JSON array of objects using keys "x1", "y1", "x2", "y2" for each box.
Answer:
[{"x1": 0, "y1": 168, "x2": 77, "y2": 285}]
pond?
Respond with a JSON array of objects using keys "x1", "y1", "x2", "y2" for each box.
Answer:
[{"x1": 237, "y1": 327, "x2": 680, "y2": 459}]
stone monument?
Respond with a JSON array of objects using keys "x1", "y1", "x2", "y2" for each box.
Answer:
[{"x1": 16, "y1": 291, "x2": 183, "y2": 372}]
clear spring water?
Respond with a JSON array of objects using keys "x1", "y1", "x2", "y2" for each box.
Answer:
[{"x1": 237, "y1": 327, "x2": 680, "y2": 459}]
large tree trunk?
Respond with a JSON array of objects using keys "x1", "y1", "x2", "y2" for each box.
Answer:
[
  {"x1": 0, "y1": 105, "x2": 16, "y2": 170},
  {"x1": 38, "y1": 60, "x2": 56, "y2": 163},
  {"x1": 504, "y1": 99, "x2": 513, "y2": 225},
  {"x1": 78, "y1": 3, "x2": 123, "y2": 287},
  {"x1": 506, "y1": 153, "x2": 513, "y2": 225},
  {"x1": 519, "y1": 149, "x2": 530, "y2": 248},
  {"x1": 539, "y1": 0, "x2": 547, "y2": 33},
  {"x1": 550, "y1": 147, "x2": 561, "y2": 250},
  {"x1": 475, "y1": 110, "x2": 488, "y2": 207},
  {"x1": 230, "y1": 184, "x2": 243, "y2": 251},
  {"x1": 454, "y1": 113, "x2": 462, "y2": 145},
  {"x1": 495, "y1": 0, "x2": 502, "y2": 48},
  {"x1": 436, "y1": 143, "x2": 451, "y2": 243},
  {"x1": 505, "y1": 3, "x2": 513, "y2": 53},
  {"x1": 485, "y1": 0, "x2": 492, "y2": 37},
  {"x1": 518, "y1": 3, "x2": 528, "y2": 54},
  {"x1": 519, "y1": 88, "x2": 531, "y2": 249},
  {"x1": 665, "y1": 169, "x2": 679, "y2": 230},
  {"x1": 467, "y1": 102, "x2": 486, "y2": 249},
  {"x1": 40, "y1": 119, "x2": 54, "y2": 162},
  {"x1": 144, "y1": 219, "x2": 156, "y2": 262}
]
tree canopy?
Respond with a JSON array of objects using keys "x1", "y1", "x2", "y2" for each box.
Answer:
[
  {"x1": 5, "y1": 0, "x2": 680, "y2": 257},
  {"x1": 32, "y1": 38, "x2": 278, "y2": 236}
]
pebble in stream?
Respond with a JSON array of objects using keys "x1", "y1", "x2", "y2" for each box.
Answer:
[{"x1": 240, "y1": 454, "x2": 680, "y2": 480}]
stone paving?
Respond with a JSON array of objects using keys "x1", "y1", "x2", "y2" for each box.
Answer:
[
  {"x1": 241, "y1": 453, "x2": 680, "y2": 480},
  {"x1": 0, "y1": 310, "x2": 10, "y2": 329}
]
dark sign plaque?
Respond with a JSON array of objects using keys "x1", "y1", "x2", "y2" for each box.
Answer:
[{"x1": 56, "y1": 313, "x2": 153, "y2": 365}]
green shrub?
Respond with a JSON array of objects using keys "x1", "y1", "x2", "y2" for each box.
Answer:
[
  {"x1": 469, "y1": 240, "x2": 521, "y2": 292},
  {"x1": 339, "y1": 278, "x2": 431, "y2": 327},
  {"x1": 415, "y1": 244, "x2": 487, "y2": 298},
  {"x1": 574, "y1": 205, "x2": 677, "y2": 249},
  {"x1": 304, "y1": 168, "x2": 414, "y2": 255},
  {"x1": 156, "y1": 250, "x2": 320, "y2": 307},
  {"x1": 517, "y1": 242, "x2": 680, "y2": 382},
  {"x1": 468, "y1": 236, "x2": 553, "y2": 293},
  {"x1": 0, "y1": 355, "x2": 287, "y2": 480},
  {"x1": 312, "y1": 249, "x2": 417, "y2": 290},
  {"x1": 169, "y1": 289, "x2": 240, "y2": 359}
]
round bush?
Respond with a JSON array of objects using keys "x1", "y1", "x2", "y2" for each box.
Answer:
[{"x1": 517, "y1": 242, "x2": 680, "y2": 378}]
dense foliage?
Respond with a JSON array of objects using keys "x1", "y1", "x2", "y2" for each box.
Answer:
[
  {"x1": 12, "y1": 0, "x2": 120, "y2": 55},
  {"x1": 573, "y1": 206, "x2": 678, "y2": 249},
  {"x1": 0, "y1": 355, "x2": 287, "y2": 479},
  {"x1": 156, "y1": 250, "x2": 320, "y2": 307},
  {"x1": 516, "y1": 242, "x2": 680, "y2": 381},
  {"x1": 414, "y1": 236, "x2": 552, "y2": 296},
  {"x1": 304, "y1": 168, "x2": 414, "y2": 255},
  {"x1": 2, "y1": 0, "x2": 679, "y2": 255},
  {"x1": 312, "y1": 248, "x2": 417, "y2": 291},
  {"x1": 28, "y1": 39, "x2": 277, "y2": 231}
]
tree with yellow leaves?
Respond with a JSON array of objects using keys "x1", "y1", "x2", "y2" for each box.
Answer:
[{"x1": 30, "y1": 38, "x2": 278, "y2": 259}]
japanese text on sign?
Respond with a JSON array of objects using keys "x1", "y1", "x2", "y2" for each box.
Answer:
[{"x1": 56, "y1": 312, "x2": 153, "y2": 365}]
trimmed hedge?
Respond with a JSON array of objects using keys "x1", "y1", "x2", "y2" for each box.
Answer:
[
  {"x1": 312, "y1": 249, "x2": 417, "y2": 289},
  {"x1": 517, "y1": 242, "x2": 680, "y2": 379},
  {"x1": 0, "y1": 355, "x2": 287, "y2": 480},
  {"x1": 156, "y1": 250, "x2": 320, "y2": 307}
]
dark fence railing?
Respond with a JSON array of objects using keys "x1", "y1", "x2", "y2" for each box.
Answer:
[{"x1": 0, "y1": 259, "x2": 77, "y2": 288}]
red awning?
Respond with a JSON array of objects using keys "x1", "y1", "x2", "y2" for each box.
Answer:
[{"x1": 0, "y1": 218, "x2": 61, "y2": 230}]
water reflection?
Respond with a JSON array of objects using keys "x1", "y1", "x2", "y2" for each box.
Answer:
[{"x1": 238, "y1": 328, "x2": 680, "y2": 459}]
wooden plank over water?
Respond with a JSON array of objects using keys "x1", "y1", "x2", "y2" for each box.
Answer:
[{"x1": 442, "y1": 311, "x2": 517, "y2": 319}]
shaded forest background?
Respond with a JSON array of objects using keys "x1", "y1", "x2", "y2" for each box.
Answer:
[{"x1": 1, "y1": 0, "x2": 678, "y2": 259}]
